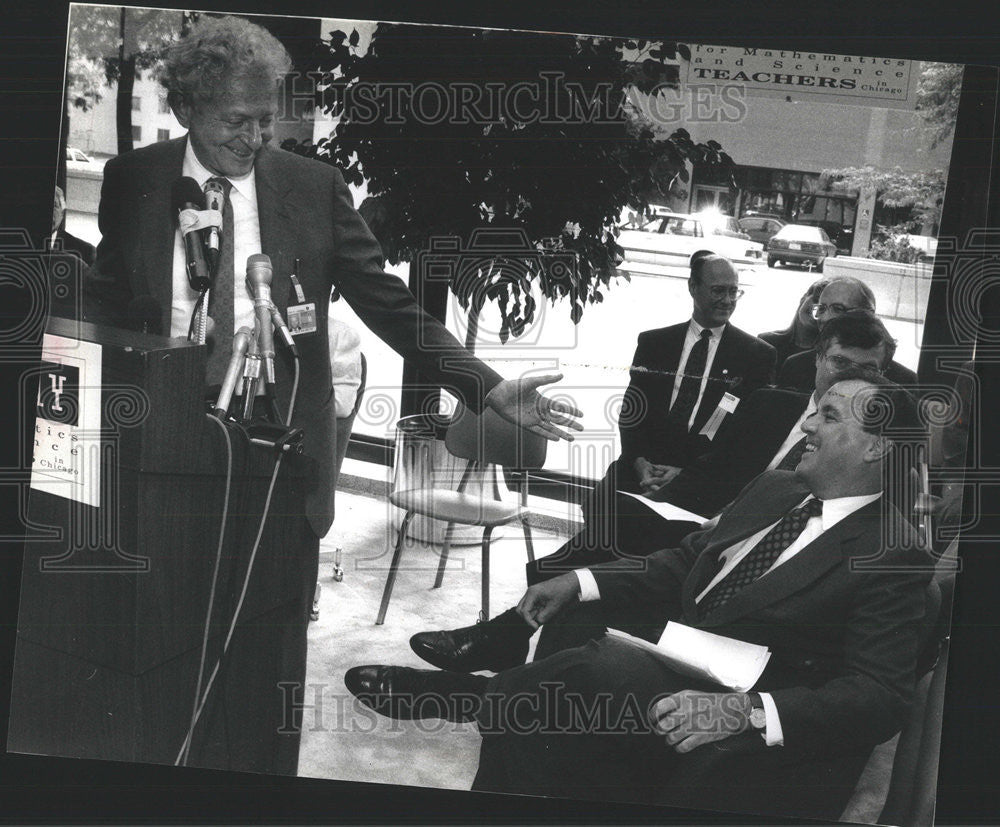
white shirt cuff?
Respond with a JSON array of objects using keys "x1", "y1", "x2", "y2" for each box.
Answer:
[
  {"x1": 758, "y1": 692, "x2": 784, "y2": 746},
  {"x1": 574, "y1": 569, "x2": 601, "y2": 602}
]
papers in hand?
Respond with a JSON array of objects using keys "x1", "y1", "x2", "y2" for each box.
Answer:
[
  {"x1": 605, "y1": 622, "x2": 771, "y2": 693},
  {"x1": 621, "y1": 491, "x2": 708, "y2": 524}
]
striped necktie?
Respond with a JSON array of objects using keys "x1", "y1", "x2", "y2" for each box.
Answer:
[{"x1": 668, "y1": 328, "x2": 712, "y2": 429}]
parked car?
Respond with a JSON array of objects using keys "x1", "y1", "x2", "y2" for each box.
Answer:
[
  {"x1": 738, "y1": 215, "x2": 787, "y2": 246},
  {"x1": 617, "y1": 211, "x2": 764, "y2": 270},
  {"x1": 766, "y1": 224, "x2": 838, "y2": 271},
  {"x1": 66, "y1": 146, "x2": 93, "y2": 164},
  {"x1": 797, "y1": 218, "x2": 852, "y2": 255}
]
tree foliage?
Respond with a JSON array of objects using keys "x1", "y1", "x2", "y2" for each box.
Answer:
[
  {"x1": 66, "y1": 6, "x2": 186, "y2": 110},
  {"x1": 288, "y1": 24, "x2": 732, "y2": 338},
  {"x1": 825, "y1": 165, "x2": 946, "y2": 230},
  {"x1": 915, "y1": 61, "x2": 963, "y2": 149}
]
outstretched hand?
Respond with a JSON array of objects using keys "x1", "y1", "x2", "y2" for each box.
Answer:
[{"x1": 485, "y1": 374, "x2": 584, "y2": 442}]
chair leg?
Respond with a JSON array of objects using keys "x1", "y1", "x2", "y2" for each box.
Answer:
[
  {"x1": 480, "y1": 527, "x2": 494, "y2": 622},
  {"x1": 521, "y1": 519, "x2": 536, "y2": 563},
  {"x1": 375, "y1": 511, "x2": 414, "y2": 625},
  {"x1": 433, "y1": 521, "x2": 456, "y2": 589}
]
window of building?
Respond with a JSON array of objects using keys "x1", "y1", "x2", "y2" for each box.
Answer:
[
  {"x1": 131, "y1": 96, "x2": 141, "y2": 112},
  {"x1": 157, "y1": 129, "x2": 170, "y2": 142},
  {"x1": 131, "y1": 125, "x2": 142, "y2": 143},
  {"x1": 158, "y1": 97, "x2": 171, "y2": 114},
  {"x1": 735, "y1": 165, "x2": 858, "y2": 253}
]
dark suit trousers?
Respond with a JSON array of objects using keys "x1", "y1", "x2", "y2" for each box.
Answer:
[
  {"x1": 528, "y1": 487, "x2": 700, "y2": 586},
  {"x1": 186, "y1": 520, "x2": 318, "y2": 775},
  {"x1": 474, "y1": 613, "x2": 871, "y2": 819}
]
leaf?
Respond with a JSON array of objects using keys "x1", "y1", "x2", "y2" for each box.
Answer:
[{"x1": 349, "y1": 29, "x2": 360, "y2": 47}]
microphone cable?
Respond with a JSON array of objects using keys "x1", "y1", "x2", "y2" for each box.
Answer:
[
  {"x1": 175, "y1": 346, "x2": 301, "y2": 764},
  {"x1": 187, "y1": 289, "x2": 209, "y2": 342},
  {"x1": 177, "y1": 411, "x2": 236, "y2": 766}
]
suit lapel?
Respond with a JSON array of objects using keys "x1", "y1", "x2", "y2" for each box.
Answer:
[
  {"x1": 137, "y1": 138, "x2": 185, "y2": 334},
  {"x1": 253, "y1": 147, "x2": 294, "y2": 312},
  {"x1": 695, "y1": 499, "x2": 882, "y2": 627},
  {"x1": 680, "y1": 475, "x2": 808, "y2": 619},
  {"x1": 663, "y1": 324, "x2": 690, "y2": 401}
]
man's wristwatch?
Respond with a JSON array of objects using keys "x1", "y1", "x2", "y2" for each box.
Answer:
[{"x1": 746, "y1": 692, "x2": 766, "y2": 731}]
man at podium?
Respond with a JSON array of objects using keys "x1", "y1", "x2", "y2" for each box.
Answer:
[{"x1": 77, "y1": 15, "x2": 581, "y2": 774}]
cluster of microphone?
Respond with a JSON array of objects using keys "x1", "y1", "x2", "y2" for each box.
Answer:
[
  {"x1": 167, "y1": 176, "x2": 299, "y2": 422},
  {"x1": 214, "y1": 253, "x2": 298, "y2": 421}
]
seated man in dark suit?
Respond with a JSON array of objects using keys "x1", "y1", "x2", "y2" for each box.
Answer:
[
  {"x1": 612, "y1": 253, "x2": 776, "y2": 496},
  {"x1": 346, "y1": 375, "x2": 931, "y2": 821},
  {"x1": 408, "y1": 316, "x2": 897, "y2": 673},
  {"x1": 778, "y1": 277, "x2": 917, "y2": 390},
  {"x1": 46, "y1": 186, "x2": 97, "y2": 320}
]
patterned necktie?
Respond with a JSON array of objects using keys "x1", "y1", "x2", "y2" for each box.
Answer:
[
  {"x1": 205, "y1": 177, "x2": 234, "y2": 384},
  {"x1": 699, "y1": 497, "x2": 823, "y2": 616},
  {"x1": 776, "y1": 435, "x2": 809, "y2": 471},
  {"x1": 668, "y1": 328, "x2": 712, "y2": 429}
]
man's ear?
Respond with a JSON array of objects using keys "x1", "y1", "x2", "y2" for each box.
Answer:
[
  {"x1": 865, "y1": 434, "x2": 894, "y2": 463},
  {"x1": 172, "y1": 94, "x2": 193, "y2": 129}
]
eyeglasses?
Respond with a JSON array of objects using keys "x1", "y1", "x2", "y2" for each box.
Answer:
[
  {"x1": 811, "y1": 302, "x2": 855, "y2": 319},
  {"x1": 709, "y1": 286, "x2": 745, "y2": 300},
  {"x1": 822, "y1": 353, "x2": 885, "y2": 374}
]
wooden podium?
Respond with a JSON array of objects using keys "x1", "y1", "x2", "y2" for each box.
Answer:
[{"x1": 9, "y1": 317, "x2": 316, "y2": 774}]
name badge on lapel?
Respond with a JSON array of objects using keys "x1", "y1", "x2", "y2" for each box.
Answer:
[
  {"x1": 286, "y1": 264, "x2": 317, "y2": 335},
  {"x1": 699, "y1": 391, "x2": 740, "y2": 440},
  {"x1": 287, "y1": 302, "x2": 317, "y2": 336}
]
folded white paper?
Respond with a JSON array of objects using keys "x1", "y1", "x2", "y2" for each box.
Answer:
[
  {"x1": 605, "y1": 621, "x2": 771, "y2": 692},
  {"x1": 620, "y1": 491, "x2": 708, "y2": 524}
]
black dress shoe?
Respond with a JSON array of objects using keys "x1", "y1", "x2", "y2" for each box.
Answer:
[
  {"x1": 409, "y1": 609, "x2": 532, "y2": 672},
  {"x1": 344, "y1": 665, "x2": 488, "y2": 722}
]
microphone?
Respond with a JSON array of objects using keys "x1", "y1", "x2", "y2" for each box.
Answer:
[
  {"x1": 125, "y1": 296, "x2": 162, "y2": 335},
  {"x1": 246, "y1": 254, "x2": 276, "y2": 385},
  {"x1": 171, "y1": 177, "x2": 211, "y2": 292},
  {"x1": 214, "y1": 326, "x2": 252, "y2": 419},
  {"x1": 241, "y1": 328, "x2": 261, "y2": 422},
  {"x1": 269, "y1": 301, "x2": 299, "y2": 357},
  {"x1": 202, "y1": 179, "x2": 225, "y2": 273}
]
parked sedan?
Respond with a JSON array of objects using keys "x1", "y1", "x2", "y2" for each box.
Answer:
[
  {"x1": 766, "y1": 224, "x2": 838, "y2": 271},
  {"x1": 618, "y1": 211, "x2": 764, "y2": 271},
  {"x1": 738, "y1": 215, "x2": 787, "y2": 246}
]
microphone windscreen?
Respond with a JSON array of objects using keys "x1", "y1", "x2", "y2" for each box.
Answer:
[
  {"x1": 171, "y1": 176, "x2": 206, "y2": 211},
  {"x1": 247, "y1": 253, "x2": 272, "y2": 271},
  {"x1": 125, "y1": 296, "x2": 163, "y2": 335}
]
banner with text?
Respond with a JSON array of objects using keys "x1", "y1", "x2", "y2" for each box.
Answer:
[{"x1": 684, "y1": 44, "x2": 916, "y2": 109}]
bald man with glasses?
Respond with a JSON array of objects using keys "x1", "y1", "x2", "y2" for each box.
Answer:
[{"x1": 778, "y1": 279, "x2": 917, "y2": 392}]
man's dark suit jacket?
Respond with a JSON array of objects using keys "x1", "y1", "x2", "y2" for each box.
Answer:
[
  {"x1": 618, "y1": 322, "x2": 776, "y2": 477},
  {"x1": 479, "y1": 471, "x2": 932, "y2": 817},
  {"x1": 52, "y1": 229, "x2": 96, "y2": 266},
  {"x1": 778, "y1": 348, "x2": 918, "y2": 393},
  {"x1": 83, "y1": 137, "x2": 503, "y2": 538},
  {"x1": 758, "y1": 326, "x2": 811, "y2": 374},
  {"x1": 652, "y1": 387, "x2": 811, "y2": 516}
]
